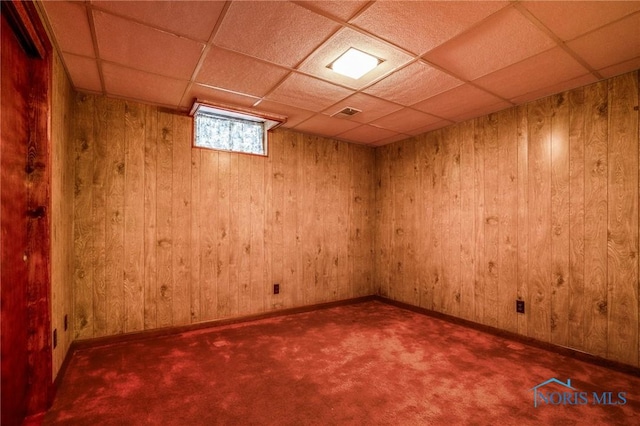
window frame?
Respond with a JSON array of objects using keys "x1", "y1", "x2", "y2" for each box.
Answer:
[{"x1": 190, "y1": 100, "x2": 286, "y2": 157}]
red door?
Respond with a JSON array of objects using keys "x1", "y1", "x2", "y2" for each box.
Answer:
[{"x1": 1, "y1": 2, "x2": 53, "y2": 424}]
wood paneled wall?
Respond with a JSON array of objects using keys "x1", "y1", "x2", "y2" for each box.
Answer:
[
  {"x1": 375, "y1": 71, "x2": 640, "y2": 366},
  {"x1": 51, "y1": 50, "x2": 75, "y2": 378},
  {"x1": 72, "y1": 95, "x2": 375, "y2": 339}
]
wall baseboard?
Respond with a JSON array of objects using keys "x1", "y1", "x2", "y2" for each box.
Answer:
[{"x1": 374, "y1": 295, "x2": 640, "y2": 377}]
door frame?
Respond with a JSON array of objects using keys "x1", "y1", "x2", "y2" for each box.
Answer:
[{"x1": 1, "y1": 0, "x2": 53, "y2": 420}]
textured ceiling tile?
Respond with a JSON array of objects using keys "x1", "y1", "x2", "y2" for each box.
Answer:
[
  {"x1": 567, "y1": 13, "x2": 640, "y2": 71},
  {"x1": 196, "y1": 47, "x2": 289, "y2": 97},
  {"x1": 370, "y1": 133, "x2": 412, "y2": 146},
  {"x1": 364, "y1": 61, "x2": 463, "y2": 106},
  {"x1": 521, "y1": 1, "x2": 640, "y2": 41},
  {"x1": 599, "y1": 57, "x2": 640, "y2": 79},
  {"x1": 42, "y1": 1, "x2": 95, "y2": 57},
  {"x1": 510, "y1": 74, "x2": 599, "y2": 105},
  {"x1": 351, "y1": 1, "x2": 508, "y2": 55},
  {"x1": 63, "y1": 53, "x2": 102, "y2": 92},
  {"x1": 294, "y1": 114, "x2": 362, "y2": 137},
  {"x1": 423, "y1": 6, "x2": 556, "y2": 80},
  {"x1": 472, "y1": 47, "x2": 589, "y2": 100},
  {"x1": 298, "y1": 1, "x2": 370, "y2": 22},
  {"x1": 336, "y1": 125, "x2": 400, "y2": 144},
  {"x1": 213, "y1": 1, "x2": 340, "y2": 68},
  {"x1": 182, "y1": 84, "x2": 261, "y2": 109},
  {"x1": 298, "y1": 27, "x2": 413, "y2": 90},
  {"x1": 254, "y1": 100, "x2": 315, "y2": 128},
  {"x1": 265, "y1": 73, "x2": 353, "y2": 112},
  {"x1": 92, "y1": 0, "x2": 225, "y2": 42},
  {"x1": 323, "y1": 93, "x2": 403, "y2": 124},
  {"x1": 406, "y1": 120, "x2": 454, "y2": 136},
  {"x1": 102, "y1": 63, "x2": 187, "y2": 108},
  {"x1": 412, "y1": 84, "x2": 507, "y2": 120},
  {"x1": 371, "y1": 108, "x2": 441, "y2": 133},
  {"x1": 450, "y1": 102, "x2": 512, "y2": 123},
  {"x1": 94, "y1": 11, "x2": 204, "y2": 80}
]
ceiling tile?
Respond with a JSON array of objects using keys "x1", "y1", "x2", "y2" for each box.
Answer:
[
  {"x1": 521, "y1": 1, "x2": 640, "y2": 41},
  {"x1": 351, "y1": 1, "x2": 508, "y2": 55},
  {"x1": 42, "y1": 1, "x2": 95, "y2": 57},
  {"x1": 182, "y1": 83, "x2": 261, "y2": 109},
  {"x1": 472, "y1": 47, "x2": 589, "y2": 100},
  {"x1": 297, "y1": 1, "x2": 370, "y2": 22},
  {"x1": 91, "y1": 0, "x2": 225, "y2": 42},
  {"x1": 254, "y1": 100, "x2": 315, "y2": 128},
  {"x1": 336, "y1": 125, "x2": 400, "y2": 144},
  {"x1": 94, "y1": 11, "x2": 204, "y2": 80},
  {"x1": 406, "y1": 120, "x2": 454, "y2": 136},
  {"x1": 63, "y1": 54, "x2": 102, "y2": 92},
  {"x1": 213, "y1": 1, "x2": 340, "y2": 68},
  {"x1": 294, "y1": 114, "x2": 361, "y2": 138},
  {"x1": 510, "y1": 74, "x2": 599, "y2": 105},
  {"x1": 196, "y1": 47, "x2": 289, "y2": 97},
  {"x1": 412, "y1": 84, "x2": 508, "y2": 120},
  {"x1": 599, "y1": 56, "x2": 640, "y2": 79},
  {"x1": 371, "y1": 108, "x2": 441, "y2": 133},
  {"x1": 364, "y1": 61, "x2": 463, "y2": 106},
  {"x1": 423, "y1": 6, "x2": 556, "y2": 80},
  {"x1": 567, "y1": 13, "x2": 640, "y2": 71},
  {"x1": 266, "y1": 73, "x2": 353, "y2": 112},
  {"x1": 102, "y1": 63, "x2": 187, "y2": 108},
  {"x1": 370, "y1": 133, "x2": 412, "y2": 146},
  {"x1": 323, "y1": 93, "x2": 403, "y2": 124},
  {"x1": 298, "y1": 27, "x2": 413, "y2": 90}
]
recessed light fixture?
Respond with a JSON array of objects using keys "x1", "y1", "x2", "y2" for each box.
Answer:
[{"x1": 328, "y1": 48, "x2": 382, "y2": 79}]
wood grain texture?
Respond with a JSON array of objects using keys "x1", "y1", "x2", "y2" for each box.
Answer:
[
  {"x1": 73, "y1": 97, "x2": 376, "y2": 340},
  {"x1": 527, "y1": 98, "x2": 552, "y2": 342},
  {"x1": 607, "y1": 72, "x2": 639, "y2": 365},
  {"x1": 550, "y1": 93, "x2": 570, "y2": 346},
  {"x1": 373, "y1": 71, "x2": 640, "y2": 367},
  {"x1": 51, "y1": 50, "x2": 75, "y2": 378},
  {"x1": 568, "y1": 88, "x2": 586, "y2": 351},
  {"x1": 583, "y1": 81, "x2": 609, "y2": 358}
]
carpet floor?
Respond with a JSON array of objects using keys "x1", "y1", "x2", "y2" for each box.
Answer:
[{"x1": 45, "y1": 301, "x2": 640, "y2": 425}]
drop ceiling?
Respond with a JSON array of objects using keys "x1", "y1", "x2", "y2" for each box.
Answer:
[{"x1": 40, "y1": 1, "x2": 640, "y2": 146}]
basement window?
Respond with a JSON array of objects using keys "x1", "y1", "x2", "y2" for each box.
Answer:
[{"x1": 191, "y1": 101, "x2": 285, "y2": 156}]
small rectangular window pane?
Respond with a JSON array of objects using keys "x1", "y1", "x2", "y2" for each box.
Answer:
[{"x1": 195, "y1": 111, "x2": 265, "y2": 155}]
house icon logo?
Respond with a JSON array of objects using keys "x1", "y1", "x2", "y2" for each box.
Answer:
[
  {"x1": 529, "y1": 378, "x2": 627, "y2": 408},
  {"x1": 530, "y1": 378, "x2": 576, "y2": 408}
]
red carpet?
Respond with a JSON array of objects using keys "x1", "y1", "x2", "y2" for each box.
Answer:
[{"x1": 45, "y1": 301, "x2": 639, "y2": 425}]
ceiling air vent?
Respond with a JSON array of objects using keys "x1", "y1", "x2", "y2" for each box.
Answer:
[{"x1": 332, "y1": 107, "x2": 362, "y2": 119}]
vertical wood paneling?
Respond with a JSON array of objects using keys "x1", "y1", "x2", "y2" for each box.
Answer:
[
  {"x1": 227, "y1": 153, "x2": 239, "y2": 317},
  {"x1": 607, "y1": 72, "x2": 639, "y2": 365},
  {"x1": 516, "y1": 105, "x2": 529, "y2": 336},
  {"x1": 123, "y1": 102, "x2": 145, "y2": 333},
  {"x1": 337, "y1": 141, "x2": 351, "y2": 300},
  {"x1": 92, "y1": 96, "x2": 108, "y2": 337},
  {"x1": 550, "y1": 93, "x2": 571, "y2": 346},
  {"x1": 482, "y1": 114, "x2": 499, "y2": 327},
  {"x1": 105, "y1": 99, "x2": 125, "y2": 335},
  {"x1": 200, "y1": 149, "x2": 217, "y2": 321},
  {"x1": 497, "y1": 109, "x2": 518, "y2": 333},
  {"x1": 216, "y1": 152, "x2": 231, "y2": 317},
  {"x1": 143, "y1": 105, "x2": 157, "y2": 329},
  {"x1": 156, "y1": 112, "x2": 173, "y2": 327},
  {"x1": 73, "y1": 94, "x2": 94, "y2": 339},
  {"x1": 237, "y1": 154, "x2": 252, "y2": 315},
  {"x1": 528, "y1": 98, "x2": 552, "y2": 342},
  {"x1": 583, "y1": 81, "x2": 609, "y2": 357},
  {"x1": 373, "y1": 71, "x2": 639, "y2": 367},
  {"x1": 568, "y1": 88, "x2": 586, "y2": 351},
  {"x1": 473, "y1": 125, "x2": 485, "y2": 324},
  {"x1": 459, "y1": 122, "x2": 475, "y2": 321},
  {"x1": 250, "y1": 154, "x2": 265, "y2": 313},
  {"x1": 190, "y1": 141, "x2": 201, "y2": 323},
  {"x1": 172, "y1": 116, "x2": 191, "y2": 325}
]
